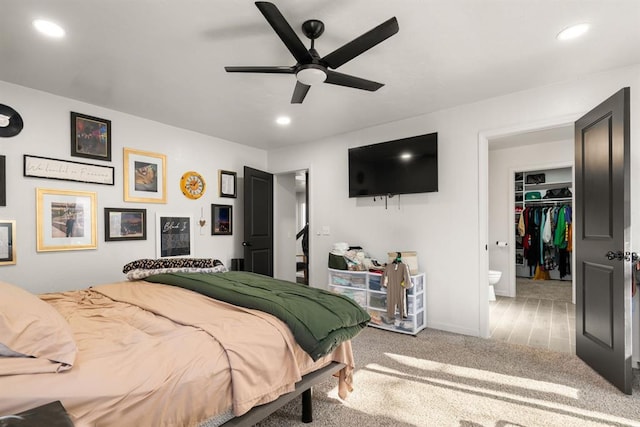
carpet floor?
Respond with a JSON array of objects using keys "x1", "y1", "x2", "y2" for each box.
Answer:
[{"x1": 256, "y1": 327, "x2": 640, "y2": 427}]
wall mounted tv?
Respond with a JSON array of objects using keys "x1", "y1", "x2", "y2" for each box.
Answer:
[{"x1": 348, "y1": 132, "x2": 438, "y2": 198}]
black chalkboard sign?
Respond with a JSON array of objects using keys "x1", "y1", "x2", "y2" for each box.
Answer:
[{"x1": 158, "y1": 215, "x2": 192, "y2": 257}]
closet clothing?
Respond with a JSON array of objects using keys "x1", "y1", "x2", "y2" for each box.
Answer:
[
  {"x1": 521, "y1": 204, "x2": 572, "y2": 277},
  {"x1": 382, "y1": 262, "x2": 413, "y2": 319}
]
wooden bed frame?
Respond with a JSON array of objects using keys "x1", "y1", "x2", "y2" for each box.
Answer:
[{"x1": 222, "y1": 361, "x2": 345, "y2": 426}]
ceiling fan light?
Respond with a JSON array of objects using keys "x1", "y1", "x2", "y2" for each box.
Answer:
[{"x1": 296, "y1": 67, "x2": 327, "y2": 86}]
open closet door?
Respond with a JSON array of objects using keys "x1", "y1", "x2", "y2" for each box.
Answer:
[
  {"x1": 575, "y1": 87, "x2": 632, "y2": 394},
  {"x1": 243, "y1": 166, "x2": 274, "y2": 276}
]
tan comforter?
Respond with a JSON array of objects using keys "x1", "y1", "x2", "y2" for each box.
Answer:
[{"x1": 0, "y1": 281, "x2": 354, "y2": 427}]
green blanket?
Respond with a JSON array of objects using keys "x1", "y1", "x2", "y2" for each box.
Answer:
[{"x1": 145, "y1": 271, "x2": 370, "y2": 360}]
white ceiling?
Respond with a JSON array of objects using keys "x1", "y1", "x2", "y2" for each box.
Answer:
[{"x1": 1, "y1": 1, "x2": 639, "y2": 150}]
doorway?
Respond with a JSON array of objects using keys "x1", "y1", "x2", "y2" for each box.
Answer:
[
  {"x1": 485, "y1": 124, "x2": 576, "y2": 354},
  {"x1": 271, "y1": 169, "x2": 309, "y2": 284},
  {"x1": 295, "y1": 170, "x2": 309, "y2": 285}
]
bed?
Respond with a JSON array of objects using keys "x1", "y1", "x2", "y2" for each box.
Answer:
[{"x1": 0, "y1": 258, "x2": 370, "y2": 426}]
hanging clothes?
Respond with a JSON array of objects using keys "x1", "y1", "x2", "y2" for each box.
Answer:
[
  {"x1": 542, "y1": 207, "x2": 552, "y2": 244},
  {"x1": 382, "y1": 260, "x2": 413, "y2": 319},
  {"x1": 520, "y1": 203, "x2": 572, "y2": 278}
]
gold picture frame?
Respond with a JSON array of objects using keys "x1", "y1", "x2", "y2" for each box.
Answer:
[
  {"x1": 0, "y1": 220, "x2": 16, "y2": 265},
  {"x1": 123, "y1": 148, "x2": 167, "y2": 203},
  {"x1": 36, "y1": 188, "x2": 97, "y2": 252}
]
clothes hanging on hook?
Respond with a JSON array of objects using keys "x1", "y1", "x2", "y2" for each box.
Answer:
[{"x1": 382, "y1": 260, "x2": 412, "y2": 319}]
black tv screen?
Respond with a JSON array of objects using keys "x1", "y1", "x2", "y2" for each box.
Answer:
[{"x1": 348, "y1": 132, "x2": 438, "y2": 197}]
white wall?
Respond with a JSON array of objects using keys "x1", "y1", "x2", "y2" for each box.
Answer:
[
  {"x1": 488, "y1": 139, "x2": 573, "y2": 296},
  {"x1": 0, "y1": 81, "x2": 267, "y2": 293},
  {"x1": 268, "y1": 64, "x2": 640, "y2": 343}
]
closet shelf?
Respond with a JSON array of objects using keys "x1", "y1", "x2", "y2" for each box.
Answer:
[
  {"x1": 524, "y1": 197, "x2": 572, "y2": 203},
  {"x1": 524, "y1": 181, "x2": 572, "y2": 191}
]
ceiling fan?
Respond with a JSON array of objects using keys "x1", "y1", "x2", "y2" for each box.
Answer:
[{"x1": 225, "y1": 1, "x2": 399, "y2": 104}]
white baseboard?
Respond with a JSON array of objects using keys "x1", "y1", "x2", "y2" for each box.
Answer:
[{"x1": 426, "y1": 322, "x2": 480, "y2": 338}]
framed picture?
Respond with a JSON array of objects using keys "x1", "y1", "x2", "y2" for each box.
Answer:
[
  {"x1": 212, "y1": 204, "x2": 232, "y2": 235},
  {"x1": 71, "y1": 112, "x2": 112, "y2": 161},
  {"x1": 24, "y1": 154, "x2": 115, "y2": 185},
  {"x1": 0, "y1": 220, "x2": 16, "y2": 265},
  {"x1": 36, "y1": 188, "x2": 97, "y2": 252},
  {"x1": 124, "y1": 148, "x2": 167, "y2": 203},
  {"x1": 104, "y1": 208, "x2": 147, "y2": 241},
  {"x1": 156, "y1": 213, "x2": 193, "y2": 258},
  {"x1": 0, "y1": 155, "x2": 5, "y2": 206},
  {"x1": 219, "y1": 170, "x2": 237, "y2": 198}
]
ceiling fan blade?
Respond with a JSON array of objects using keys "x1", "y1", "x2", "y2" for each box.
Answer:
[
  {"x1": 225, "y1": 66, "x2": 295, "y2": 74},
  {"x1": 255, "y1": 2, "x2": 313, "y2": 64},
  {"x1": 324, "y1": 70, "x2": 384, "y2": 91},
  {"x1": 322, "y1": 17, "x2": 399, "y2": 69},
  {"x1": 291, "y1": 81, "x2": 311, "y2": 104}
]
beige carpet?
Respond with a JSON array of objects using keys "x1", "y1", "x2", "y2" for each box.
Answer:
[{"x1": 256, "y1": 327, "x2": 640, "y2": 427}]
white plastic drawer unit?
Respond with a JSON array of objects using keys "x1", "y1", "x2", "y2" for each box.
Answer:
[
  {"x1": 328, "y1": 269, "x2": 367, "y2": 288},
  {"x1": 328, "y1": 284, "x2": 366, "y2": 306},
  {"x1": 408, "y1": 274, "x2": 424, "y2": 295},
  {"x1": 327, "y1": 268, "x2": 427, "y2": 335}
]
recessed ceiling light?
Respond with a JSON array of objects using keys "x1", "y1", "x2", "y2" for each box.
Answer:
[
  {"x1": 33, "y1": 19, "x2": 65, "y2": 38},
  {"x1": 276, "y1": 116, "x2": 291, "y2": 126},
  {"x1": 556, "y1": 23, "x2": 589, "y2": 41}
]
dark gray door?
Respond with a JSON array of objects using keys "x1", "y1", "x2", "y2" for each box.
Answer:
[
  {"x1": 575, "y1": 87, "x2": 632, "y2": 394},
  {"x1": 243, "y1": 166, "x2": 273, "y2": 276}
]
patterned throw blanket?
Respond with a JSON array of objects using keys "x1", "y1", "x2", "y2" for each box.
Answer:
[{"x1": 145, "y1": 271, "x2": 371, "y2": 360}]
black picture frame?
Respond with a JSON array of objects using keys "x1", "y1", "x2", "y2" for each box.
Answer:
[
  {"x1": 156, "y1": 214, "x2": 193, "y2": 257},
  {"x1": 71, "y1": 112, "x2": 112, "y2": 161},
  {"x1": 104, "y1": 208, "x2": 147, "y2": 241},
  {"x1": 219, "y1": 170, "x2": 237, "y2": 198},
  {"x1": 0, "y1": 220, "x2": 16, "y2": 265},
  {"x1": 0, "y1": 155, "x2": 5, "y2": 206},
  {"x1": 212, "y1": 204, "x2": 232, "y2": 235}
]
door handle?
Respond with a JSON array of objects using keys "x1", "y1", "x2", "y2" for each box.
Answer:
[
  {"x1": 605, "y1": 251, "x2": 639, "y2": 261},
  {"x1": 606, "y1": 251, "x2": 624, "y2": 261},
  {"x1": 242, "y1": 241, "x2": 252, "y2": 247}
]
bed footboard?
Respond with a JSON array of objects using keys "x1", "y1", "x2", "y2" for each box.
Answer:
[{"x1": 222, "y1": 361, "x2": 346, "y2": 426}]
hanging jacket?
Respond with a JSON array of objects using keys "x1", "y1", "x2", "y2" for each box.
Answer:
[
  {"x1": 554, "y1": 206, "x2": 568, "y2": 249},
  {"x1": 542, "y1": 207, "x2": 552, "y2": 244}
]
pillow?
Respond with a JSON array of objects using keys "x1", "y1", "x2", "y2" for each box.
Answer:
[
  {"x1": 126, "y1": 265, "x2": 227, "y2": 280},
  {"x1": 0, "y1": 281, "x2": 77, "y2": 369},
  {"x1": 122, "y1": 257, "x2": 226, "y2": 273}
]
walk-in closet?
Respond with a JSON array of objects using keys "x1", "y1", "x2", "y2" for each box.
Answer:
[{"x1": 514, "y1": 167, "x2": 573, "y2": 283}]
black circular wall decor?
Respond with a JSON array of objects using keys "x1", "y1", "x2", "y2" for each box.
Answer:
[{"x1": 0, "y1": 104, "x2": 24, "y2": 137}]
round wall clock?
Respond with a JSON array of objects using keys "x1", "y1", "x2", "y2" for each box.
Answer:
[{"x1": 180, "y1": 171, "x2": 206, "y2": 199}]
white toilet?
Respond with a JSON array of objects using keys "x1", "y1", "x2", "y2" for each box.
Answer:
[{"x1": 488, "y1": 270, "x2": 502, "y2": 302}]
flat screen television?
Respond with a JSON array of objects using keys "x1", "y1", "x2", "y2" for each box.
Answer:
[{"x1": 348, "y1": 132, "x2": 438, "y2": 197}]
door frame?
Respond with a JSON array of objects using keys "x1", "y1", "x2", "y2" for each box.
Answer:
[{"x1": 478, "y1": 113, "x2": 582, "y2": 338}]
